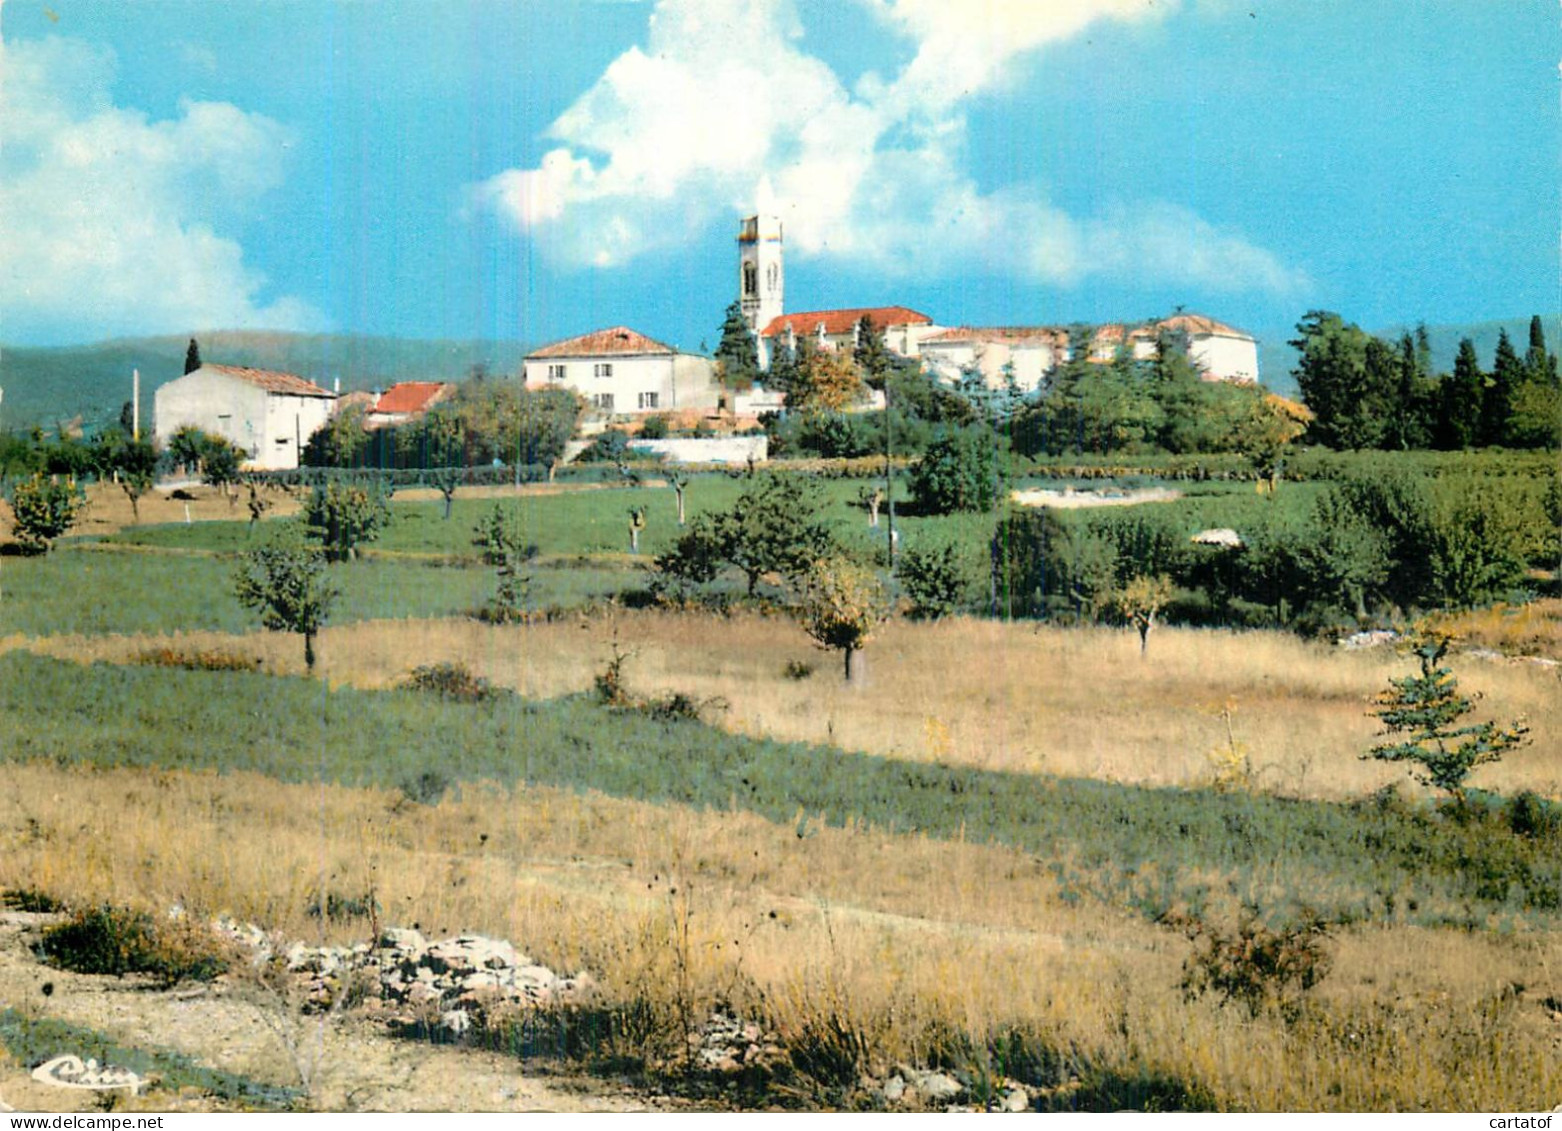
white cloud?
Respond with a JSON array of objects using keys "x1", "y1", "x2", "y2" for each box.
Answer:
[
  {"x1": 0, "y1": 36, "x2": 323, "y2": 344},
  {"x1": 472, "y1": 0, "x2": 1307, "y2": 297}
]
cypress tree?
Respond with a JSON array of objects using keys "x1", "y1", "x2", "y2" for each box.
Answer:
[
  {"x1": 1481, "y1": 329, "x2": 1523, "y2": 447},
  {"x1": 1527, "y1": 315, "x2": 1558, "y2": 387},
  {"x1": 713, "y1": 301, "x2": 759, "y2": 390},
  {"x1": 1438, "y1": 338, "x2": 1484, "y2": 449},
  {"x1": 184, "y1": 338, "x2": 202, "y2": 375}
]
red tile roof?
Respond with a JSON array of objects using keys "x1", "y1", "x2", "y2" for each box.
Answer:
[
  {"x1": 925, "y1": 326, "x2": 1068, "y2": 347},
  {"x1": 373, "y1": 382, "x2": 452, "y2": 415},
  {"x1": 527, "y1": 326, "x2": 677, "y2": 358},
  {"x1": 204, "y1": 364, "x2": 334, "y2": 398},
  {"x1": 760, "y1": 306, "x2": 932, "y2": 338},
  {"x1": 1155, "y1": 313, "x2": 1251, "y2": 339}
]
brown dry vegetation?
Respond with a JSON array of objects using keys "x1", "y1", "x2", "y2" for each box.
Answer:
[
  {"x1": 3, "y1": 758, "x2": 1560, "y2": 1111},
  {"x1": 15, "y1": 611, "x2": 1560, "y2": 803}
]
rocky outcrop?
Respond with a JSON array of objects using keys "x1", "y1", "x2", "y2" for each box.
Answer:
[{"x1": 212, "y1": 918, "x2": 592, "y2": 1037}]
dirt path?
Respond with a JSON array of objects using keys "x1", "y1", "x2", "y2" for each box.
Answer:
[{"x1": 0, "y1": 913, "x2": 655, "y2": 1114}]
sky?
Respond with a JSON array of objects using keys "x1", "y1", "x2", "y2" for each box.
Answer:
[{"x1": 0, "y1": 0, "x2": 1557, "y2": 361}]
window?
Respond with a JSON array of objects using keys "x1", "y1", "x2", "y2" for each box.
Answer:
[
  {"x1": 594, "y1": 363, "x2": 614, "y2": 378},
  {"x1": 743, "y1": 262, "x2": 757, "y2": 296},
  {"x1": 592, "y1": 393, "x2": 615, "y2": 411},
  {"x1": 638, "y1": 392, "x2": 659, "y2": 410},
  {"x1": 766, "y1": 263, "x2": 778, "y2": 293},
  {"x1": 547, "y1": 364, "x2": 566, "y2": 381}
]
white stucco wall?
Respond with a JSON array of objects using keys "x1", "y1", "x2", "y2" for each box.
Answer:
[
  {"x1": 921, "y1": 340, "x2": 1056, "y2": 392},
  {"x1": 1191, "y1": 334, "x2": 1260, "y2": 383},
  {"x1": 525, "y1": 353, "x2": 719, "y2": 414},
  {"x1": 153, "y1": 369, "x2": 331, "y2": 470},
  {"x1": 627, "y1": 436, "x2": 768, "y2": 465}
]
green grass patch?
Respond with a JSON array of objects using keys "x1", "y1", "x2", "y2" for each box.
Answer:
[
  {"x1": 3, "y1": 651, "x2": 1559, "y2": 930},
  {"x1": 0, "y1": 1007, "x2": 299, "y2": 1110},
  {"x1": 0, "y1": 547, "x2": 640, "y2": 637}
]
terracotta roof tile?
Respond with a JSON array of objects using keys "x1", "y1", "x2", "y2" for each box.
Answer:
[
  {"x1": 373, "y1": 382, "x2": 452, "y2": 415},
  {"x1": 205, "y1": 364, "x2": 333, "y2": 398},
  {"x1": 760, "y1": 306, "x2": 932, "y2": 338},
  {"x1": 925, "y1": 325, "x2": 1068, "y2": 347},
  {"x1": 527, "y1": 326, "x2": 677, "y2": 358}
]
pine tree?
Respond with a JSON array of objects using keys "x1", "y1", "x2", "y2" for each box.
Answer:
[
  {"x1": 1365, "y1": 638, "x2": 1528, "y2": 803},
  {"x1": 1480, "y1": 329, "x2": 1523, "y2": 447},
  {"x1": 1438, "y1": 338, "x2": 1484, "y2": 449},
  {"x1": 184, "y1": 338, "x2": 202, "y2": 375},
  {"x1": 1527, "y1": 315, "x2": 1558, "y2": 387},
  {"x1": 713, "y1": 301, "x2": 759, "y2": 390}
]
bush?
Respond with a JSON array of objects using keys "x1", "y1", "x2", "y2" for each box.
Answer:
[
  {"x1": 8, "y1": 473, "x2": 85, "y2": 553},
  {"x1": 1169, "y1": 908, "x2": 1333, "y2": 1018},
  {"x1": 398, "y1": 768, "x2": 453, "y2": 806},
  {"x1": 37, "y1": 905, "x2": 231, "y2": 986},
  {"x1": 639, "y1": 414, "x2": 670, "y2": 440},
  {"x1": 404, "y1": 661, "x2": 504, "y2": 703},
  {"x1": 302, "y1": 481, "x2": 390, "y2": 562},
  {"x1": 582, "y1": 428, "x2": 631, "y2": 463},
  {"x1": 133, "y1": 646, "x2": 259, "y2": 672},
  {"x1": 898, "y1": 542, "x2": 972, "y2": 620},
  {"x1": 908, "y1": 428, "x2": 1007, "y2": 515}
]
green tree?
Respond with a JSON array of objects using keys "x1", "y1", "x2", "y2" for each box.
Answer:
[
  {"x1": 1290, "y1": 311, "x2": 1388, "y2": 450},
  {"x1": 1365, "y1": 637, "x2": 1528, "y2": 803},
  {"x1": 1526, "y1": 315, "x2": 1557, "y2": 387},
  {"x1": 472, "y1": 503, "x2": 537, "y2": 623},
  {"x1": 713, "y1": 300, "x2": 760, "y2": 392},
  {"x1": 713, "y1": 474, "x2": 834, "y2": 595},
  {"x1": 302, "y1": 481, "x2": 390, "y2": 562},
  {"x1": 1113, "y1": 573, "x2": 1175, "y2": 654},
  {"x1": 302, "y1": 405, "x2": 370, "y2": 468},
  {"x1": 787, "y1": 339, "x2": 865, "y2": 413},
  {"x1": 234, "y1": 525, "x2": 338, "y2": 673},
  {"x1": 198, "y1": 435, "x2": 245, "y2": 505},
  {"x1": 898, "y1": 542, "x2": 972, "y2": 621},
  {"x1": 8, "y1": 473, "x2": 85, "y2": 553},
  {"x1": 184, "y1": 338, "x2": 202, "y2": 375},
  {"x1": 795, "y1": 556, "x2": 890, "y2": 683},
  {"x1": 167, "y1": 425, "x2": 209, "y2": 476},
  {"x1": 93, "y1": 433, "x2": 159, "y2": 523},
  {"x1": 1480, "y1": 329, "x2": 1524, "y2": 447},
  {"x1": 908, "y1": 427, "x2": 1006, "y2": 515},
  {"x1": 1438, "y1": 338, "x2": 1484, "y2": 450}
]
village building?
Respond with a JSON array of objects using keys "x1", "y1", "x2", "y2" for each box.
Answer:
[
  {"x1": 1089, "y1": 314, "x2": 1260, "y2": 383},
  {"x1": 154, "y1": 363, "x2": 335, "y2": 471},
  {"x1": 363, "y1": 381, "x2": 454, "y2": 430},
  {"x1": 920, "y1": 326, "x2": 1068, "y2": 392},
  {"x1": 522, "y1": 326, "x2": 719, "y2": 416}
]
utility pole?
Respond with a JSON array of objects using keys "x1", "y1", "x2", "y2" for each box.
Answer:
[
  {"x1": 884, "y1": 375, "x2": 895, "y2": 570},
  {"x1": 132, "y1": 369, "x2": 140, "y2": 440}
]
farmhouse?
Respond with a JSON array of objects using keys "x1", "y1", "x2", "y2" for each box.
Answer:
[
  {"x1": 522, "y1": 326, "x2": 719, "y2": 416},
  {"x1": 364, "y1": 382, "x2": 453, "y2": 429},
  {"x1": 758, "y1": 305, "x2": 942, "y2": 367},
  {"x1": 154, "y1": 363, "x2": 335, "y2": 471}
]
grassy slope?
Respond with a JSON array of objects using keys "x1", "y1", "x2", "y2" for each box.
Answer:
[{"x1": 2, "y1": 650, "x2": 1557, "y2": 931}]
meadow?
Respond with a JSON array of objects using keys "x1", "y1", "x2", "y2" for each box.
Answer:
[{"x1": 1, "y1": 457, "x2": 1559, "y2": 1111}]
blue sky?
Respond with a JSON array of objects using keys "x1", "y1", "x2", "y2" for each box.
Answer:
[{"x1": 1, "y1": 0, "x2": 1556, "y2": 363}]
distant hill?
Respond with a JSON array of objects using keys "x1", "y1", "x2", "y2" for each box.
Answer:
[
  {"x1": 0, "y1": 331, "x2": 532, "y2": 434},
  {"x1": 1256, "y1": 313, "x2": 1562, "y2": 398}
]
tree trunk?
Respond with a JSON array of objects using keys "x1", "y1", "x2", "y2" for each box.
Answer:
[
  {"x1": 304, "y1": 630, "x2": 317, "y2": 673},
  {"x1": 844, "y1": 646, "x2": 864, "y2": 684},
  {"x1": 443, "y1": 491, "x2": 454, "y2": 520},
  {"x1": 1137, "y1": 615, "x2": 1152, "y2": 655},
  {"x1": 676, "y1": 488, "x2": 686, "y2": 526}
]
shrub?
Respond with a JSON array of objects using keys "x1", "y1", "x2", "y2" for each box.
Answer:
[
  {"x1": 302, "y1": 481, "x2": 390, "y2": 562},
  {"x1": 404, "y1": 661, "x2": 504, "y2": 703},
  {"x1": 472, "y1": 504, "x2": 538, "y2": 623},
  {"x1": 134, "y1": 646, "x2": 259, "y2": 672},
  {"x1": 1169, "y1": 908, "x2": 1333, "y2": 1018},
  {"x1": 37, "y1": 905, "x2": 230, "y2": 986},
  {"x1": 908, "y1": 428, "x2": 1006, "y2": 515},
  {"x1": 898, "y1": 542, "x2": 972, "y2": 620},
  {"x1": 398, "y1": 768, "x2": 453, "y2": 807},
  {"x1": 583, "y1": 428, "x2": 631, "y2": 463},
  {"x1": 639, "y1": 414, "x2": 669, "y2": 440},
  {"x1": 8, "y1": 473, "x2": 85, "y2": 553},
  {"x1": 2, "y1": 887, "x2": 62, "y2": 912}
]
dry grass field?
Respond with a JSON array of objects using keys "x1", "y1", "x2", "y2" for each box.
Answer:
[{"x1": 3, "y1": 478, "x2": 1561, "y2": 1111}]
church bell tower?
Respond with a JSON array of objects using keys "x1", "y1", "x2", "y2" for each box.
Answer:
[{"x1": 737, "y1": 214, "x2": 784, "y2": 342}]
